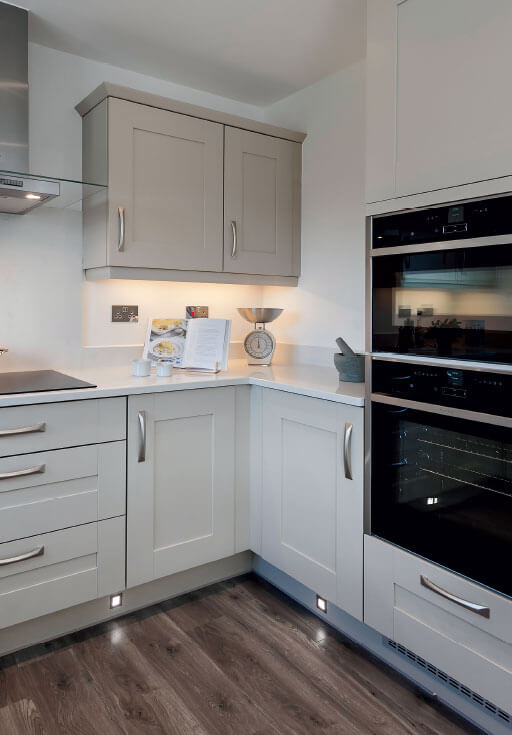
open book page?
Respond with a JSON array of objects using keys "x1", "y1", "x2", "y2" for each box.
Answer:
[{"x1": 182, "y1": 319, "x2": 231, "y2": 371}]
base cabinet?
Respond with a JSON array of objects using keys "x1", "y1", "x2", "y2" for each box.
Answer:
[
  {"x1": 259, "y1": 390, "x2": 364, "y2": 620},
  {"x1": 127, "y1": 388, "x2": 237, "y2": 588},
  {"x1": 364, "y1": 535, "x2": 512, "y2": 712}
]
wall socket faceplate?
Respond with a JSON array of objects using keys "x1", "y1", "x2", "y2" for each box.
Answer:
[
  {"x1": 186, "y1": 306, "x2": 209, "y2": 318},
  {"x1": 112, "y1": 305, "x2": 139, "y2": 323}
]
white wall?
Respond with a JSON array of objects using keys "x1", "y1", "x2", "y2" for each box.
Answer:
[
  {"x1": 0, "y1": 42, "x2": 367, "y2": 371},
  {"x1": 0, "y1": 44, "x2": 264, "y2": 371},
  {"x1": 262, "y1": 63, "x2": 366, "y2": 356}
]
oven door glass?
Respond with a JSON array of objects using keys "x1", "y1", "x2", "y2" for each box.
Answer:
[
  {"x1": 371, "y1": 402, "x2": 512, "y2": 598},
  {"x1": 372, "y1": 243, "x2": 512, "y2": 363}
]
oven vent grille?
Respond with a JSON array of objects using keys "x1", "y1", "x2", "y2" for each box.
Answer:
[{"x1": 385, "y1": 638, "x2": 511, "y2": 728}]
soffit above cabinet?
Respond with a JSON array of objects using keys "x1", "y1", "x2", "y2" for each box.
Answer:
[{"x1": 76, "y1": 82, "x2": 306, "y2": 144}]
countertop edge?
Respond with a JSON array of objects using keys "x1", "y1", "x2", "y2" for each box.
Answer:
[{"x1": 0, "y1": 372, "x2": 365, "y2": 409}]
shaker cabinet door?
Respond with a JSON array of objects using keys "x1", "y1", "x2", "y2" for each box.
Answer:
[
  {"x1": 127, "y1": 389, "x2": 236, "y2": 588},
  {"x1": 224, "y1": 127, "x2": 300, "y2": 277},
  {"x1": 108, "y1": 98, "x2": 224, "y2": 271},
  {"x1": 260, "y1": 390, "x2": 363, "y2": 619}
]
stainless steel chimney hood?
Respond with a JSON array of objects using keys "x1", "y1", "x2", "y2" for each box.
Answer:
[{"x1": 0, "y1": 2, "x2": 59, "y2": 213}]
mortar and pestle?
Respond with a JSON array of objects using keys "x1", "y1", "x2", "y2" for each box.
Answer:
[{"x1": 334, "y1": 337, "x2": 365, "y2": 383}]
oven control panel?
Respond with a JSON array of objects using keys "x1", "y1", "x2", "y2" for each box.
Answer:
[{"x1": 372, "y1": 360, "x2": 511, "y2": 417}]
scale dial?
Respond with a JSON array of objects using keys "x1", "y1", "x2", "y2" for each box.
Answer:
[{"x1": 244, "y1": 329, "x2": 276, "y2": 364}]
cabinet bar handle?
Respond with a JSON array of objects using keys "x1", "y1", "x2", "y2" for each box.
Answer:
[
  {"x1": 343, "y1": 422, "x2": 353, "y2": 480},
  {"x1": 118, "y1": 206, "x2": 125, "y2": 251},
  {"x1": 138, "y1": 410, "x2": 146, "y2": 463},
  {"x1": 231, "y1": 220, "x2": 237, "y2": 258},
  {"x1": 0, "y1": 422, "x2": 46, "y2": 437},
  {"x1": 0, "y1": 464, "x2": 45, "y2": 482},
  {"x1": 420, "y1": 575, "x2": 490, "y2": 618},
  {"x1": 0, "y1": 545, "x2": 44, "y2": 566}
]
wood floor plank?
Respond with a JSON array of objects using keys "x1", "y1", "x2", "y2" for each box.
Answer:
[
  {"x1": 123, "y1": 610, "x2": 282, "y2": 735},
  {"x1": 0, "y1": 575, "x2": 482, "y2": 735},
  {"x1": 0, "y1": 698, "x2": 47, "y2": 735},
  {"x1": 223, "y1": 578, "x2": 481, "y2": 735}
]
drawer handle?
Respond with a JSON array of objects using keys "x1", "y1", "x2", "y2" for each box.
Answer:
[
  {"x1": 138, "y1": 410, "x2": 146, "y2": 463},
  {"x1": 343, "y1": 422, "x2": 353, "y2": 480},
  {"x1": 0, "y1": 545, "x2": 44, "y2": 567},
  {"x1": 0, "y1": 464, "x2": 46, "y2": 482},
  {"x1": 0, "y1": 422, "x2": 46, "y2": 437},
  {"x1": 420, "y1": 575, "x2": 490, "y2": 618}
]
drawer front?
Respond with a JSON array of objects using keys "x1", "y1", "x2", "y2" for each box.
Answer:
[
  {"x1": 0, "y1": 442, "x2": 126, "y2": 543},
  {"x1": 0, "y1": 397, "x2": 126, "y2": 457},
  {"x1": 364, "y1": 535, "x2": 512, "y2": 713},
  {"x1": 0, "y1": 517, "x2": 125, "y2": 630}
]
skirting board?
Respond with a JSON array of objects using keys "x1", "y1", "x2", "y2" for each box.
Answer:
[
  {"x1": 0, "y1": 551, "x2": 252, "y2": 659},
  {"x1": 253, "y1": 556, "x2": 508, "y2": 735}
]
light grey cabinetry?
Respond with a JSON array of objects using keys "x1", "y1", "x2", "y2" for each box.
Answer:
[
  {"x1": 127, "y1": 388, "x2": 240, "y2": 588},
  {"x1": 0, "y1": 398, "x2": 127, "y2": 631},
  {"x1": 106, "y1": 99, "x2": 224, "y2": 272},
  {"x1": 79, "y1": 85, "x2": 303, "y2": 284},
  {"x1": 224, "y1": 127, "x2": 301, "y2": 277},
  {"x1": 366, "y1": 0, "x2": 512, "y2": 203},
  {"x1": 364, "y1": 535, "x2": 512, "y2": 712},
  {"x1": 259, "y1": 390, "x2": 364, "y2": 620}
]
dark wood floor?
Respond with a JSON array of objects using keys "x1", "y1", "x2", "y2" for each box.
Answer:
[{"x1": 0, "y1": 575, "x2": 481, "y2": 734}]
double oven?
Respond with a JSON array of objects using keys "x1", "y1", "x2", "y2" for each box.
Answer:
[{"x1": 367, "y1": 194, "x2": 512, "y2": 599}]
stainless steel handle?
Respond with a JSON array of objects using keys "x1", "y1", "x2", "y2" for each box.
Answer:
[
  {"x1": 118, "y1": 206, "x2": 125, "y2": 251},
  {"x1": 138, "y1": 410, "x2": 146, "y2": 463},
  {"x1": 0, "y1": 422, "x2": 46, "y2": 438},
  {"x1": 343, "y1": 422, "x2": 353, "y2": 480},
  {"x1": 0, "y1": 545, "x2": 44, "y2": 567},
  {"x1": 0, "y1": 464, "x2": 45, "y2": 482},
  {"x1": 420, "y1": 575, "x2": 490, "y2": 618},
  {"x1": 231, "y1": 220, "x2": 237, "y2": 258}
]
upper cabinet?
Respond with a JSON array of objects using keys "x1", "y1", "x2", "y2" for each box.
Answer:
[
  {"x1": 366, "y1": 0, "x2": 512, "y2": 204},
  {"x1": 224, "y1": 128, "x2": 300, "y2": 277},
  {"x1": 77, "y1": 83, "x2": 304, "y2": 285}
]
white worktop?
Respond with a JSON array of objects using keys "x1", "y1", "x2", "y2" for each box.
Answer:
[{"x1": 0, "y1": 360, "x2": 365, "y2": 408}]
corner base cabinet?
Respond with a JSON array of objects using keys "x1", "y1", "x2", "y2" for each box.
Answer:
[
  {"x1": 127, "y1": 388, "x2": 238, "y2": 588},
  {"x1": 364, "y1": 535, "x2": 512, "y2": 713},
  {"x1": 259, "y1": 390, "x2": 364, "y2": 620}
]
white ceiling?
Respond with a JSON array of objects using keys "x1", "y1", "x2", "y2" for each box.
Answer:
[{"x1": 19, "y1": 0, "x2": 365, "y2": 106}]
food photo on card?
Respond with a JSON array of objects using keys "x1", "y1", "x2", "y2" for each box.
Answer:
[{"x1": 143, "y1": 318, "x2": 188, "y2": 366}]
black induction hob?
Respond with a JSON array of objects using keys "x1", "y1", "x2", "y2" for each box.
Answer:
[{"x1": 0, "y1": 370, "x2": 96, "y2": 395}]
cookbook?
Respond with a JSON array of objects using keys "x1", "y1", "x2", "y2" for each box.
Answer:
[{"x1": 143, "y1": 318, "x2": 231, "y2": 371}]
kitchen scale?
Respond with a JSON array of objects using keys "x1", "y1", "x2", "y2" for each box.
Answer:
[{"x1": 238, "y1": 308, "x2": 283, "y2": 366}]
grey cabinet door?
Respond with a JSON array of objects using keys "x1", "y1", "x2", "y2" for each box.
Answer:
[
  {"x1": 108, "y1": 99, "x2": 224, "y2": 271},
  {"x1": 260, "y1": 390, "x2": 363, "y2": 620},
  {"x1": 224, "y1": 127, "x2": 301, "y2": 277},
  {"x1": 127, "y1": 388, "x2": 236, "y2": 588}
]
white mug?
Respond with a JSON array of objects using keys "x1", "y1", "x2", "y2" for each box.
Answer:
[
  {"x1": 132, "y1": 358, "x2": 151, "y2": 377},
  {"x1": 156, "y1": 361, "x2": 173, "y2": 377}
]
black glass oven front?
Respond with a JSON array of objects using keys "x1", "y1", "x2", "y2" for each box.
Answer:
[
  {"x1": 372, "y1": 244, "x2": 512, "y2": 363},
  {"x1": 371, "y1": 360, "x2": 512, "y2": 598}
]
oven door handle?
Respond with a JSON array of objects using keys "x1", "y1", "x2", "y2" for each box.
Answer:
[{"x1": 420, "y1": 575, "x2": 490, "y2": 618}]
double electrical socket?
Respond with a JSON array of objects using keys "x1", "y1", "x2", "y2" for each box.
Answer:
[{"x1": 112, "y1": 305, "x2": 139, "y2": 323}]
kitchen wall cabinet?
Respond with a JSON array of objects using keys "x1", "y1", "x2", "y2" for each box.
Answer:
[
  {"x1": 224, "y1": 127, "x2": 300, "y2": 277},
  {"x1": 78, "y1": 83, "x2": 304, "y2": 285},
  {"x1": 364, "y1": 534, "x2": 512, "y2": 713},
  {"x1": 366, "y1": 0, "x2": 512, "y2": 204},
  {"x1": 259, "y1": 390, "x2": 364, "y2": 620},
  {"x1": 126, "y1": 388, "x2": 239, "y2": 588},
  {"x1": 105, "y1": 99, "x2": 224, "y2": 272}
]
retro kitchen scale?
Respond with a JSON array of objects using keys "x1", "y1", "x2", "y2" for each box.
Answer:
[{"x1": 238, "y1": 308, "x2": 283, "y2": 365}]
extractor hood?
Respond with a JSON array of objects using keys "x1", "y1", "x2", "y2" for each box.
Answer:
[{"x1": 0, "y1": 2, "x2": 59, "y2": 213}]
